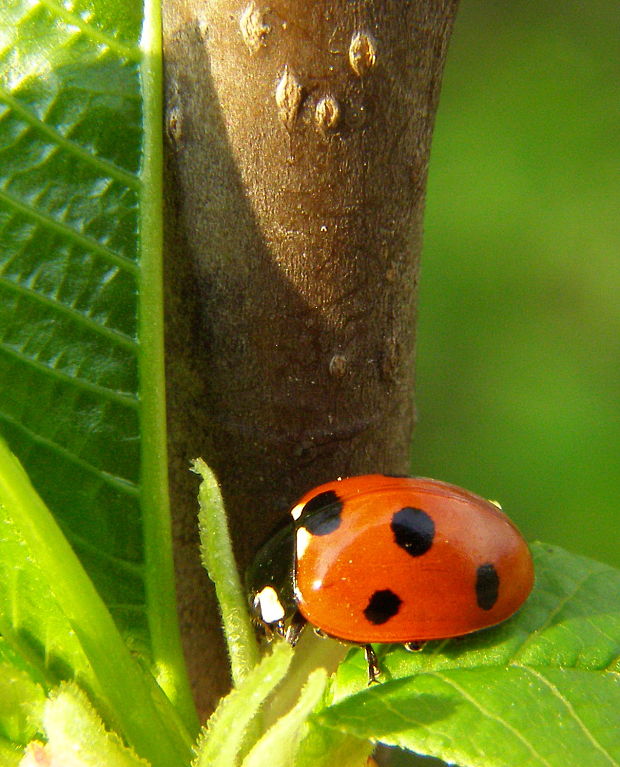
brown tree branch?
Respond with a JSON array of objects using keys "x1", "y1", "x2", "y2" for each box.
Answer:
[{"x1": 163, "y1": 0, "x2": 459, "y2": 715}]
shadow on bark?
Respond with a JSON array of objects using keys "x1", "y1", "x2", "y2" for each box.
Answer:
[{"x1": 163, "y1": 0, "x2": 458, "y2": 715}]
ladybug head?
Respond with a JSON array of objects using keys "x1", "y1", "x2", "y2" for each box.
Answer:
[{"x1": 245, "y1": 520, "x2": 297, "y2": 638}]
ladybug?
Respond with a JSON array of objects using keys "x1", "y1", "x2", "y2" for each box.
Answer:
[{"x1": 247, "y1": 475, "x2": 534, "y2": 682}]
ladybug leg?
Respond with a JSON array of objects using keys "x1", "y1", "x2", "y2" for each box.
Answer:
[
  {"x1": 285, "y1": 610, "x2": 307, "y2": 647},
  {"x1": 364, "y1": 644, "x2": 381, "y2": 685},
  {"x1": 404, "y1": 641, "x2": 426, "y2": 653},
  {"x1": 272, "y1": 620, "x2": 287, "y2": 639}
]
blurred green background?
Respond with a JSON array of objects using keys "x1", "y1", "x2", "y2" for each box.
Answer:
[{"x1": 410, "y1": 0, "x2": 620, "y2": 568}]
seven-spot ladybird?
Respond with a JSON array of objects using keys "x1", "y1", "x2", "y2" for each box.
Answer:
[{"x1": 247, "y1": 475, "x2": 534, "y2": 681}]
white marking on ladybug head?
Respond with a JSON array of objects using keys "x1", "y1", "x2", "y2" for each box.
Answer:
[
  {"x1": 255, "y1": 586, "x2": 285, "y2": 624},
  {"x1": 488, "y1": 499, "x2": 503, "y2": 510},
  {"x1": 291, "y1": 503, "x2": 303, "y2": 521},
  {"x1": 296, "y1": 527, "x2": 312, "y2": 559}
]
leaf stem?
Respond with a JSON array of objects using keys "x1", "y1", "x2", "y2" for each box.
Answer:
[
  {"x1": 138, "y1": 0, "x2": 199, "y2": 735},
  {"x1": 193, "y1": 458, "x2": 261, "y2": 686}
]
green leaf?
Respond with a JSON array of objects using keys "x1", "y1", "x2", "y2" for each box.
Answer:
[
  {"x1": 0, "y1": 634, "x2": 48, "y2": 690},
  {"x1": 294, "y1": 724, "x2": 373, "y2": 767},
  {"x1": 317, "y1": 667, "x2": 620, "y2": 767},
  {"x1": 241, "y1": 668, "x2": 327, "y2": 767},
  {"x1": 194, "y1": 642, "x2": 294, "y2": 767},
  {"x1": 21, "y1": 683, "x2": 150, "y2": 767},
  {"x1": 0, "y1": 738, "x2": 22, "y2": 767},
  {"x1": 0, "y1": 0, "x2": 195, "y2": 732},
  {"x1": 0, "y1": 662, "x2": 45, "y2": 745},
  {"x1": 315, "y1": 544, "x2": 620, "y2": 766},
  {"x1": 0, "y1": 438, "x2": 192, "y2": 767}
]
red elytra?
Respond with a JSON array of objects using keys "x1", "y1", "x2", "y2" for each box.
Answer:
[{"x1": 290, "y1": 475, "x2": 534, "y2": 644}]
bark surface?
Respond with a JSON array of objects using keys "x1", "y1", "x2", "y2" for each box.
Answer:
[{"x1": 163, "y1": 0, "x2": 459, "y2": 715}]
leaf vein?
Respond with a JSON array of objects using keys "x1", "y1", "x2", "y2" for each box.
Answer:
[
  {"x1": 602, "y1": 655, "x2": 620, "y2": 673},
  {"x1": 0, "y1": 188, "x2": 139, "y2": 275},
  {"x1": 0, "y1": 338, "x2": 138, "y2": 408},
  {"x1": 0, "y1": 275, "x2": 137, "y2": 351},
  {"x1": 0, "y1": 411, "x2": 140, "y2": 496},
  {"x1": 66, "y1": 529, "x2": 143, "y2": 577},
  {"x1": 428, "y1": 670, "x2": 554, "y2": 767},
  {"x1": 372, "y1": 689, "x2": 470, "y2": 760},
  {"x1": 520, "y1": 666, "x2": 619, "y2": 765},
  {"x1": 0, "y1": 86, "x2": 141, "y2": 190},
  {"x1": 36, "y1": 0, "x2": 141, "y2": 61},
  {"x1": 506, "y1": 568, "x2": 604, "y2": 664}
]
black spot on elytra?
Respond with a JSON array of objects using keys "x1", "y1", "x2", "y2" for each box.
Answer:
[
  {"x1": 391, "y1": 507, "x2": 435, "y2": 557},
  {"x1": 476, "y1": 563, "x2": 500, "y2": 610},
  {"x1": 363, "y1": 589, "x2": 402, "y2": 625},
  {"x1": 300, "y1": 490, "x2": 343, "y2": 535}
]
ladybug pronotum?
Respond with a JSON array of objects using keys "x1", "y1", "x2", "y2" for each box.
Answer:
[{"x1": 247, "y1": 475, "x2": 534, "y2": 682}]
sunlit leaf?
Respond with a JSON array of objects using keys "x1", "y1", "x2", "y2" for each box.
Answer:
[
  {"x1": 20, "y1": 683, "x2": 150, "y2": 767},
  {"x1": 194, "y1": 642, "x2": 293, "y2": 767},
  {"x1": 241, "y1": 668, "x2": 327, "y2": 767},
  {"x1": 0, "y1": 438, "x2": 192, "y2": 767}
]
